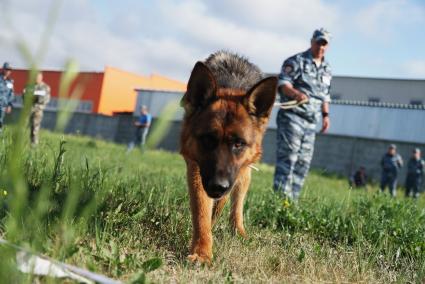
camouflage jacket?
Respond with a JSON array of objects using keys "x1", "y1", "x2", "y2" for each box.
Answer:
[
  {"x1": 24, "y1": 82, "x2": 51, "y2": 109},
  {"x1": 0, "y1": 75, "x2": 15, "y2": 107},
  {"x1": 278, "y1": 49, "x2": 332, "y2": 123}
]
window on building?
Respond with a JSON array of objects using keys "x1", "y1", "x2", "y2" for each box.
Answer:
[
  {"x1": 368, "y1": 97, "x2": 380, "y2": 103},
  {"x1": 410, "y1": 99, "x2": 423, "y2": 105}
]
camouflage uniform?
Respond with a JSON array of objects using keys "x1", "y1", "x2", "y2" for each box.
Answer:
[
  {"x1": 26, "y1": 82, "x2": 51, "y2": 145},
  {"x1": 273, "y1": 49, "x2": 332, "y2": 200},
  {"x1": 380, "y1": 153, "x2": 403, "y2": 197},
  {"x1": 0, "y1": 74, "x2": 15, "y2": 133},
  {"x1": 405, "y1": 157, "x2": 424, "y2": 198}
]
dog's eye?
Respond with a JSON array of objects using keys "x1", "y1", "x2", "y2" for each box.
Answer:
[
  {"x1": 234, "y1": 141, "x2": 244, "y2": 149},
  {"x1": 199, "y1": 134, "x2": 218, "y2": 150},
  {"x1": 231, "y1": 139, "x2": 246, "y2": 153}
]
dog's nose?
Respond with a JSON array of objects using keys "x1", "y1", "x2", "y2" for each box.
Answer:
[
  {"x1": 213, "y1": 178, "x2": 230, "y2": 189},
  {"x1": 207, "y1": 178, "x2": 230, "y2": 198}
]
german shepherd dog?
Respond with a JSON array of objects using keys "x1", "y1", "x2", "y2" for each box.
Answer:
[{"x1": 180, "y1": 51, "x2": 277, "y2": 264}]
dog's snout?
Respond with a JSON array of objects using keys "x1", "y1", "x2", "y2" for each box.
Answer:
[
  {"x1": 207, "y1": 178, "x2": 230, "y2": 199},
  {"x1": 213, "y1": 177, "x2": 230, "y2": 189}
]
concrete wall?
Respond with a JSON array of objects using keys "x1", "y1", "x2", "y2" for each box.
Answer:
[
  {"x1": 5, "y1": 109, "x2": 132, "y2": 142},
  {"x1": 303, "y1": 133, "x2": 424, "y2": 183},
  {"x1": 5, "y1": 108, "x2": 424, "y2": 184},
  {"x1": 267, "y1": 103, "x2": 425, "y2": 144}
]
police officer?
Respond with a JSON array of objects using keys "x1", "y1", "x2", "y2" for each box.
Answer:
[
  {"x1": 273, "y1": 28, "x2": 332, "y2": 200},
  {"x1": 25, "y1": 72, "x2": 51, "y2": 145},
  {"x1": 0, "y1": 62, "x2": 15, "y2": 134},
  {"x1": 380, "y1": 144, "x2": 403, "y2": 197},
  {"x1": 405, "y1": 148, "x2": 424, "y2": 198}
]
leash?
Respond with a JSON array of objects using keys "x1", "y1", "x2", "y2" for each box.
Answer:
[{"x1": 274, "y1": 98, "x2": 309, "y2": 110}]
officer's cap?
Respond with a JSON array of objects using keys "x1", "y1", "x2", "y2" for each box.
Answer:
[
  {"x1": 389, "y1": 144, "x2": 397, "y2": 149},
  {"x1": 312, "y1": 28, "x2": 331, "y2": 43},
  {"x1": 2, "y1": 62, "x2": 12, "y2": 70},
  {"x1": 413, "y1": 148, "x2": 421, "y2": 153}
]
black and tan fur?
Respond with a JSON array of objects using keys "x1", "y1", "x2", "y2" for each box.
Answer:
[{"x1": 180, "y1": 51, "x2": 277, "y2": 264}]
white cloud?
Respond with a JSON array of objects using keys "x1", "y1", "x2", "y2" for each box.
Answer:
[
  {"x1": 158, "y1": 0, "x2": 334, "y2": 75},
  {"x1": 353, "y1": 0, "x2": 425, "y2": 40},
  {"x1": 5, "y1": 0, "x2": 422, "y2": 81},
  {"x1": 1, "y1": 0, "x2": 343, "y2": 81},
  {"x1": 206, "y1": 0, "x2": 340, "y2": 35}
]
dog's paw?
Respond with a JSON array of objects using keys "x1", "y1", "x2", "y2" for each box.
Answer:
[
  {"x1": 187, "y1": 253, "x2": 212, "y2": 266},
  {"x1": 231, "y1": 225, "x2": 248, "y2": 238},
  {"x1": 237, "y1": 228, "x2": 247, "y2": 239}
]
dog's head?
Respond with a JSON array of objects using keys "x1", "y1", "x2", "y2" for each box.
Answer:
[{"x1": 181, "y1": 62, "x2": 277, "y2": 199}]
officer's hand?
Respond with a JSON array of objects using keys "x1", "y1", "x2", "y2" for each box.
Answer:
[
  {"x1": 321, "y1": 116, "x2": 330, "y2": 133},
  {"x1": 295, "y1": 92, "x2": 308, "y2": 102},
  {"x1": 6, "y1": 106, "x2": 12, "y2": 114}
]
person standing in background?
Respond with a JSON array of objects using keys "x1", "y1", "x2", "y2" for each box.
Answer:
[
  {"x1": 273, "y1": 28, "x2": 332, "y2": 200},
  {"x1": 0, "y1": 62, "x2": 14, "y2": 134},
  {"x1": 380, "y1": 144, "x2": 403, "y2": 197},
  {"x1": 25, "y1": 72, "x2": 51, "y2": 145},
  {"x1": 405, "y1": 148, "x2": 424, "y2": 198},
  {"x1": 127, "y1": 105, "x2": 152, "y2": 152}
]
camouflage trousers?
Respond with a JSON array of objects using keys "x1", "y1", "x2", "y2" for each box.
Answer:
[
  {"x1": 273, "y1": 111, "x2": 317, "y2": 200},
  {"x1": 30, "y1": 106, "x2": 45, "y2": 145}
]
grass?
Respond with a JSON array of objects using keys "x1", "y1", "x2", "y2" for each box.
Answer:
[{"x1": 1, "y1": 127, "x2": 425, "y2": 283}]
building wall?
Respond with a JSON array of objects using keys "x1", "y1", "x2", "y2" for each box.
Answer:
[
  {"x1": 11, "y1": 69, "x2": 104, "y2": 113},
  {"x1": 261, "y1": 130, "x2": 425, "y2": 184},
  {"x1": 267, "y1": 103, "x2": 425, "y2": 144},
  {"x1": 330, "y1": 76, "x2": 425, "y2": 104},
  {"x1": 98, "y1": 67, "x2": 151, "y2": 115},
  {"x1": 268, "y1": 73, "x2": 425, "y2": 104},
  {"x1": 134, "y1": 89, "x2": 184, "y2": 117},
  {"x1": 10, "y1": 68, "x2": 187, "y2": 116},
  {"x1": 98, "y1": 67, "x2": 187, "y2": 115},
  {"x1": 136, "y1": 89, "x2": 425, "y2": 144}
]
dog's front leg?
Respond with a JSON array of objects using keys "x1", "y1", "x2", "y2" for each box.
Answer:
[
  {"x1": 186, "y1": 160, "x2": 214, "y2": 264},
  {"x1": 230, "y1": 167, "x2": 251, "y2": 238}
]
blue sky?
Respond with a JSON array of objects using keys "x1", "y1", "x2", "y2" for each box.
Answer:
[{"x1": 1, "y1": 0, "x2": 424, "y2": 81}]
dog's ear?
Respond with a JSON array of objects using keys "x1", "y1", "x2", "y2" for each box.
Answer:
[
  {"x1": 245, "y1": 76, "x2": 277, "y2": 118},
  {"x1": 181, "y1": 62, "x2": 217, "y2": 113}
]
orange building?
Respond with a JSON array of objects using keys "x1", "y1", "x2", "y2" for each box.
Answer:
[{"x1": 11, "y1": 66, "x2": 187, "y2": 115}]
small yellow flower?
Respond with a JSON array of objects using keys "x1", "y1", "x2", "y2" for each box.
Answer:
[
  {"x1": 282, "y1": 199, "x2": 290, "y2": 209},
  {"x1": 2, "y1": 190, "x2": 7, "y2": 196}
]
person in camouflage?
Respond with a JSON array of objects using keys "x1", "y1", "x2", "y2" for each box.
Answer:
[
  {"x1": 273, "y1": 28, "x2": 332, "y2": 200},
  {"x1": 380, "y1": 144, "x2": 403, "y2": 197},
  {"x1": 0, "y1": 62, "x2": 15, "y2": 134},
  {"x1": 25, "y1": 72, "x2": 51, "y2": 145},
  {"x1": 405, "y1": 148, "x2": 424, "y2": 198}
]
